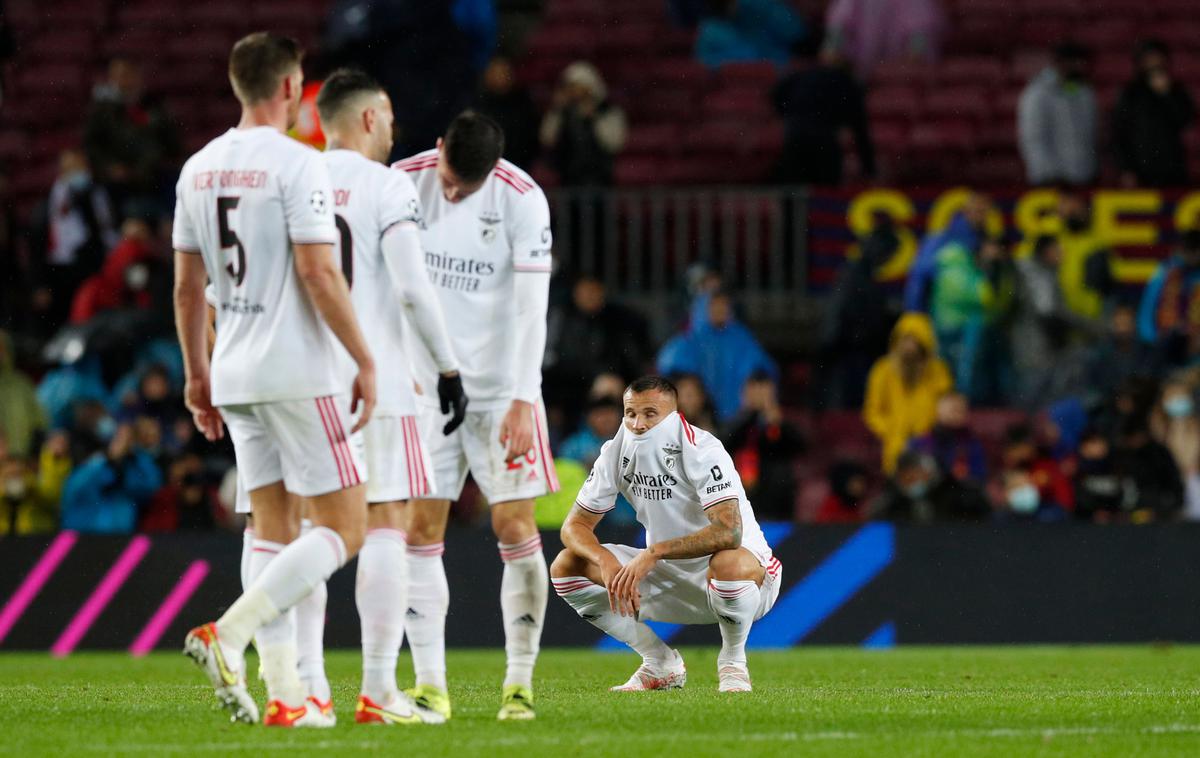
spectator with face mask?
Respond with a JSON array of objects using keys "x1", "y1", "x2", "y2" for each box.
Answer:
[
  {"x1": 1112, "y1": 39, "x2": 1195, "y2": 188},
  {"x1": 1000, "y1": 422, "x2": 1075, "y2": 514},
  {"x1": 996, "y1": 467, "x2": 1068, "y2": 522},
  {"x1": 68, "y1": 218, "x2": 158, "y2": 324},
  {"x1": 1150, "y1": 375, "x2": 1200, "y2": 486},
  {"x1": 1018, "y1": 42, "x2": 1098, "y2": 186},
  {"x1": 868, "y1": 450, "x2": 990, "y2": 523}
]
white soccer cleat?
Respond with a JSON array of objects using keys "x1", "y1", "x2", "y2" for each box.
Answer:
[
  {"x1": 610, "y1": 650, "x2": 687, "y2": 691},
  {"x1": 717, "y1": 663, "x2": 753, "y2": 692},
  {"x1": 183, "y1": 622, "x2": 259, "y2": 724}
]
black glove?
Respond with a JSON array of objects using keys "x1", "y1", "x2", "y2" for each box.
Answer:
[{"x1": 438, "y1": 372, "x2": 468, "y2": 435}]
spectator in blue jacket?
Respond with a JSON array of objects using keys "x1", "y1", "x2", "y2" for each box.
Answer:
[
  {"x1": 657, "y1": 290, "x2": 779, "y2": 422},
  {"x1": 903, "y1": 194, "x2": 993, "y2": 313},
  {"x1": 696, "y1": 0, "x2": 807, "y2": 69},
  {"x1": 1138, "y1": 229, "x2": 1200, "y2": 367},
  {"x1": 61, "y1": 423, "x2": 161, "y2": 534}
]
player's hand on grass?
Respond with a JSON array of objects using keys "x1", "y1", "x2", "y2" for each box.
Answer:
[
  {"x1": 350, "y1": 362, "x2": 377, "y2": 433},
  {"x1": 438, "y1": 372, "x2": 468, "y2": 435},
  {"x1": 610, "y1": 549, "x2": 657, "y2": 617},
  {"x1": 184, "y1": 373, "x2": 223, "y2": 442},
  {"x1": 500, "y1": 399, "x2": 534, "y2": 462}
]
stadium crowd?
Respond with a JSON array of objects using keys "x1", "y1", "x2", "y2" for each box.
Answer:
[{"x1": 3, "y1": 0, "x2": 1200, "y2": 534}]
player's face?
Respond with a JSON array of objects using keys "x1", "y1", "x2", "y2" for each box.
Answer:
[
  {"x1": 623, "y1": 390, "x2": 677, "y2": 435},
  {"x1": 369, "y1": 93, "x2": 395, "y2": 163},
  {"x1": 435, "y1": 138, "x2": 487, "y2": 203}
]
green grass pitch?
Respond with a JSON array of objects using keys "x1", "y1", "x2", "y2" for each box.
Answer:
[{"x1": 1, "y1": 646, "x2": 1198, "y2": 756}]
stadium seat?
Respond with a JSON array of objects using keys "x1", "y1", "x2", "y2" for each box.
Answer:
[
  {"x1": 715, "y1": 62, "x2": 780, "y2": 91},
  {"x1": 702, "y1": 88, "x2": 772, "y2": 118},
  {"x1": 867, "y1": 87, "x2": 921, "y2": 124},
  {"x1": 622, "y1": 124, "x2": 681, "y2": 156},
  {"x1": 922, "y1": 88, "x2": 990, "y2": 125}
]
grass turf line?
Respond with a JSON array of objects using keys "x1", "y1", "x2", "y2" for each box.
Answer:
[{"x1": 0, "y1": 646, "x2": 1199, "y2": 757}]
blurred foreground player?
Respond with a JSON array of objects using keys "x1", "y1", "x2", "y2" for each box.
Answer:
[
  {"x1": 552, "y1": 376, "x2": 782, "y2": 692},
  {"x1": 316, "y1": 69, "x2": 468, "y2": 724},
  {"x1": 174, "y1": 32, "x2": 376, "y2": 726},
  {"x1": 393, "y1": 112, "x2": 556, "y2": 720}
]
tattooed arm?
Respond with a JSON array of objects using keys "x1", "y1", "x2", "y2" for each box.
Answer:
[
  {"x1": 608, "y1": 499, "x2": 743, "y2": 616},
  {"x1": 647, "y1": 499, "x2": 742, "y2": 560}
]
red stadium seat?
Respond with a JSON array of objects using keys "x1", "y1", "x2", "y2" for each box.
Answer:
[
  {"x1": 613, "y1": 156, "x2": 668, "y2": 186},
  {"x1": 936, "y1": 57, "x2": 1007, "y2": 88},
  {"x1": 702, "y1": 88, "x2": 772, "y2": 118},
  {"x1": 715, "y1": 62, "x2": 780, "y2": 91},
  {"x1": 923, "y1": 87, "x2": 990, "y2": 124},
  {"x1": 23, "y1": 29, "x2": 97, "y2": 64},
  {"x1": 867, "y1": 87, "x2": 921, "y2": 124},
  {"x1": 623, "y1": 124, "x2": 681, "y2": 156}
]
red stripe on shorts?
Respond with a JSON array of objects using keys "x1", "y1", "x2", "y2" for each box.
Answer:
[
  {"x1": 315, "y1": 397, "x2": 348, "y2": 488},
  {"x1": 533, "y1": 403, "x2": 559, "y2": 492},
  {"x1": 326, "y1": 397, "x2": 361, "y2": 486}
]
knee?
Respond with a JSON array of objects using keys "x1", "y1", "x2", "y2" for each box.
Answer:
[
  {"x1": 406, "y1": 504, "x2": 448, "y2": 545},
  {"x1": 550, "y1": 548, "x2": 585, "y2": 578},
  {"x1": 491, "y1": 501, "x2": 537, "y2": 545},
  {"x1": 708, "y1": 549, "x2": 761, "y2": 583}
]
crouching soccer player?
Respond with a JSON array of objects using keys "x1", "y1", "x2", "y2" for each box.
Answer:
[{"x1": 551, "y1": 376, "x2": 783, "y2": 692}]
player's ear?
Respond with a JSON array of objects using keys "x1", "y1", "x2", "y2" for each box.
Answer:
[
  {"x1": 436, "y1": 136, "x2": 444, "y2": 152},
  {"x1": 363, "y1": 107, "x2": 375, "y2": 133}
]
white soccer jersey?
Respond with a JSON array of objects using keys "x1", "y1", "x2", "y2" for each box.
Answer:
[
  {"x1": 576, "y1": 412, "x2": 773, "y2": 565},
  {"x1": 393, "y1": 150, "x2": 552, "y2": 410},
  {"x1": 323, "y1": 148, "x2": 425, "y2": 416},
  {"x1": 173, "y1": 126, "x2": 341, "y2": 406}
]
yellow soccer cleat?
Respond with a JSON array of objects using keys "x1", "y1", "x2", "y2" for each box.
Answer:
[
  {"x1": 497, "y1": 684, "x2": 535, "y2": 721},
  {"x1": 404, "y1": 684, "x2": 452, "y2": 721}
]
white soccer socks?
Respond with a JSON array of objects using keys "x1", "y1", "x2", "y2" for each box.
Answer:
[
  {"x1": 356, "y1": 527, "x2": 408, "y2": 701},
  {"x1": 216, "y1": 525, "x2": 348, "y2": 696},
  {"x1": 552, "y1": 577, "x2": 673, "y2": 665},
  {"x1": 240, "y1": 527, "x2": 254, "y2": 590},
  {"x1": 246, "y1": 538, "x2": 303, "y2": 705},
  {"x1": 498, "y1": 536, "x2": 548, "y2": 689},
  {"x1": 706, "y1": 579, "x2": 758, "y2": 669},
  {"x1": 294, "y1": 520, "x2": 331, "y2": 703},
  {"x1": 405, "y1": 542, "x2": 449, "y2": 691}
]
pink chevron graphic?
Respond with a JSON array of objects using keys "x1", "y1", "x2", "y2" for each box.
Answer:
[
  {"x1": 128, "y1": 560, "x2": 209, "y2": 657},
  {"x1": 0, "y1": 531, "x2": 78, "y2": 645},
  {"x1": 51, "y1": 535, "x2": 151, "y2": 657}
]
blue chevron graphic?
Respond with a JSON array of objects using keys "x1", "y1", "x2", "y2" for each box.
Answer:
[
  {"x1": 863, "y1": 620, "x2": 896, "y2": 648},
  {"x1": 746, "y1": 523, "x2": 895, "y2": 647}
]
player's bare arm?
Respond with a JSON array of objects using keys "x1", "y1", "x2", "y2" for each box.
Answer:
[
  {"x1": 609, "y1": 500, "x2": 742, "y2": 617},
  {"x1": 294, "y1": 241, "x2": 377, "y2": 431},
  {"x1": 174, "y1": 251, "x2": 222, "y2": 441},
  {"x1": 560, "y1": 505, "x2": 627, "y2": 611}
]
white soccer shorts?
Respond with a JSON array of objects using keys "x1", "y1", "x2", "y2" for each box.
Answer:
[
  {"x1": 363, "y1": 414, "x2": 435, "y2": 504},
  {"x1": 416, "y1": 398, "x2": 559, "y2": 504},
  {"x1": 221, "y1": 394, "x2": 367, "y2": 499},
  {"x1": 602, "y1": 543, "x2": 783, "y2": 626}
]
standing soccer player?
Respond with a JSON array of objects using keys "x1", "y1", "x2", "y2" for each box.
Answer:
[
  {"x1": 174, "y1": 33, "x2": 377, "y2": 727},
  {"x1": 393, "y1": 112, "x2": 556, "y2": 721},
  {"x1": 314, "y1": 69, "x2": 467, "y2": 724},
  {"x1": 551, "y1": 376, "x2": 783, "y2": 692}
]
